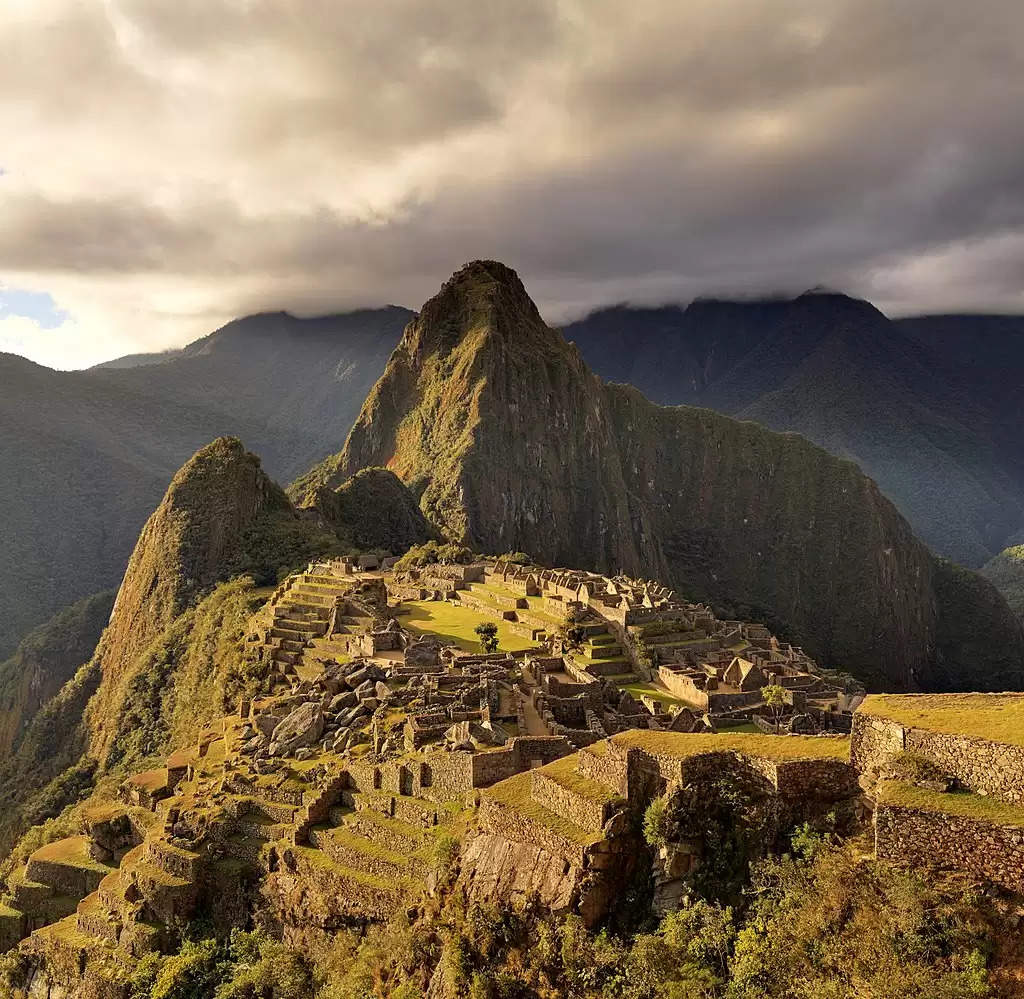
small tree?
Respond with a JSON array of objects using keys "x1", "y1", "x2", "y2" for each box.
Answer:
[
  {"x1": 761, "y1": 684, "x2": 787, "y2": 729},
  {"x1": 475, "y1": 621, "x2": 499, "y2": 654}
]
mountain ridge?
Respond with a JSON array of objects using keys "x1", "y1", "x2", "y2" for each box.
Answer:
[{"x1": 302, "y1": 260, "x2": 1024, "y2": 692}]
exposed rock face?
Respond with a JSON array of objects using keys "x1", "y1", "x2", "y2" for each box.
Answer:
[
  {"x1": 270, "y1": 702, "x2": 325, "y2": 757},
  {"x1": 301, "y1": 261, "x2": 1024, "y2": 692},
  {"x1": 86, "y1": 437, "x2": 298, "y2": 764},
  {"x1": 0, "y1": 590, "x2": 115, "y2": 758}
]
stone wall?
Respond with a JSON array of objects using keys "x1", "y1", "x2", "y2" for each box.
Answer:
[
  {"x1": 851, "y1": 711, "x2": 1024, "y2": 805},
  {"x1": 471, "y1": 736, "x2": 570, "y2": 787},
  {"x1": 477, "y1": 792, "x2": 589, "y2": 867},
  {"x1": 876, "y1": 803, "x2": 1024, "y2": 894}
]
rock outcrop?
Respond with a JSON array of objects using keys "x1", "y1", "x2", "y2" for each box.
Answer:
[{"x1": 299, "y1": 261, "x2": 1024, "y2": 692}]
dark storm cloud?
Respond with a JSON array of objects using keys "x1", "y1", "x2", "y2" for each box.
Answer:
[{"x1": 2, "y1": 0, "x2": 1023, "y2": 367}]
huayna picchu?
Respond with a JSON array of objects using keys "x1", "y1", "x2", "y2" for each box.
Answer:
[{"x1": 2, "y1": 264, "x2": 1024, "y2": 997}]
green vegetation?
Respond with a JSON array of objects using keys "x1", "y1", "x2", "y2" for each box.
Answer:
[
  {"x1": 393, "y1": 541, "x2": 473, "y2": 571},
  {"x1": 610, "y1": 729, "x2": 850, "y2": 761},
  {"x1": 105, "y1": 577, "x2": 273, "y2": 771},
  {"x1": 312, "y1": 467, "x2": 436, "y2": 555},
  {"x1": 474, "y1": 621, "x2": 499, "y2": 653},
  {"x1": 760, "y1": 685, "x2": 786, "y2": 727},
  {"x1": 860, "y1": 693, "x2": 1024, "y2": 748},
  {"x1": 980, "y1": 545, "x2": 1024, "y2": 620},
  {"x1": 220, "y1": 841, "x2": 1000, "y2": 999},
  {"x1": 931, "y1": 558, "x2": 1024, "y2": 692},
  {"x1": 642, "y1": 796, "x2": 668, "y2": 848},
  {"x1": 0, "y1": 590, "x2": 115, "y2": 758},
  {"x1": 880, "y1": 780, "x2": 1024, "y2": 826},
  {"x1": 396, "y1": 601, "x2": 534, "y2": 652}
]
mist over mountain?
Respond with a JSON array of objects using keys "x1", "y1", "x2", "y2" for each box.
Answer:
[{"x1": 566, "y1": 296, "x2": 1024, "y2": 568}]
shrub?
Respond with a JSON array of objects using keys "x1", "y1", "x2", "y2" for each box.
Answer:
[
  {"x1": 643, "y1": 796, "x2": 669, "y2": 848},
  {"x1": 475, "y1": 622, "x2": 499, "y2": 654}
]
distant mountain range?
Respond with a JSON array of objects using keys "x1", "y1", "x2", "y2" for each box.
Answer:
[
  {"x1": 0, "y1": 308, "x2": 409, "y2": 656},
  {"x1": 1, "y1": 280, "x2": 1023, "y2": 666},
  {"x1": 565, "y1": 295, "x2": 1024, "y2": 569}
]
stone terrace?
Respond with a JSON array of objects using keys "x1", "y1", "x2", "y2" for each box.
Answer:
[{"x1": 852, "y1": 693, "x2": 1024, "y2": 894}]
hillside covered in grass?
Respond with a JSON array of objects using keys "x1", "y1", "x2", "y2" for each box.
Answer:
[{"x1": 981, "y1": 545, "x2": 1024, "y2": 619}]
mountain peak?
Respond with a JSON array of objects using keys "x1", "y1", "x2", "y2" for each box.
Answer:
[{"x1": 409, "y1": 260, "x2": 549, "y2": 356}]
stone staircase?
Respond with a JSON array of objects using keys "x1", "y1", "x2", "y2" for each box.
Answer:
[
  {"x1": 266, "y1": 571, "x2": 378, "y2": 679},
  {"x1": 570, "y1": 628, "x2": 635, "y2": 680}
]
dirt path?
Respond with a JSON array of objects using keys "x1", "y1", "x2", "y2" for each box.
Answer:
[{"x1": 519, "y1": 672, "x2": 550, "y2": 737}]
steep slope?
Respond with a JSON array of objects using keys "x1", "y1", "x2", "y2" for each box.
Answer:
[
  {"x1": 84, "y1": 436, "x2": 330, "y2": 765},
  {"x1": 981, "y1": 546, "x2": 1024, "y2": 619},
  {"x1": 0, "y1": 308, "x2": 407, "y2": 658},
  {"x1": 0, "y1": 437, "x2": 336, "y2": 855},
  {"x1": 305, "y1": 261, "x2": 1024, "y2": 692},
  {"x1": 566, "y1": 299, "x2": 1024, "y2": 567},
  {"x1": 0, "y1": 591, "x2": 115, "y2": 758}
]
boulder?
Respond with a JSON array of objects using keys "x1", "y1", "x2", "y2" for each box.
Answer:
[
  {"x1": 330, "y1": 691, "x2": 357, "y2": 712},
  {"x1": 253, "y1": 713, "x2": 284, "y2": 739},
  {"x1": 269, "y1": 701, "x2": 325, "y2": 757},
  {"x1": 375, "y1": 681, "x2": 392, "y2": 700}
]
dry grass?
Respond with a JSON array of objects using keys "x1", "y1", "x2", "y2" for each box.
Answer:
[
  {"x1": 879, "y1": 780, "x2": 1024, "y2": 826},
  {"x1": 611, "y1": 729, "x2": 850, "y2": 761},
  {"x1": 860, "y1": 693, "x2": 1024, "y2": 748}
]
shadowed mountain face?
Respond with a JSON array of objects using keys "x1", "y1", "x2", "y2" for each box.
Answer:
[
  {"x1": 565, "y1": 299, "x2": 1024, "y2": 569},
  {"x1": 300, "y1": 261, "x2": 1024, "y2": 693},
  {"x1": 0, "y1": 308, "x2": 410, "y2": 657}
]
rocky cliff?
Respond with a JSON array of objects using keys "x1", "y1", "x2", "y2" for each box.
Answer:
[
  {"x1": 302, "y1": 261, "x2": 1024, "y2": 692},
  {"x1": 0, "y1": 591, "x2": 114, "y2": 760}
]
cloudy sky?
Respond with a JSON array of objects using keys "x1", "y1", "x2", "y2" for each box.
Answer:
[{"x1": 2, "y1": 0, "x2": 1023, "y2": 368}]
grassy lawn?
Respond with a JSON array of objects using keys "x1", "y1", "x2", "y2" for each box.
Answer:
[
  {"x1": 31, "y1": 835, "x2": 113, "y2": 873},
  {"x1": 859, "y1": 694, "x2": 1024, "y2": 748},
  {"x1": 396, "y1": 600, "x2": 536, "y2": 652},
  {"x1": 619, "y1": 681, "x2": 691, "y2": 708},
  {"x1": 484, "y1": 772, "x2": 603, "y2": 847},
  {"x1": 611, "y1": 729, "x2": 850, "y2": 761},
  {"x1": 879, "y1": 780, "x2": 1024, "y2": 826}
]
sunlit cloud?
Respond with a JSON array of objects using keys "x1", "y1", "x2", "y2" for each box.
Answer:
[{"x1": 1, "y1": 0, "x2": 1022, "y2": 368}]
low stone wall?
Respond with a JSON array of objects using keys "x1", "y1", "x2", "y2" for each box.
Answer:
[
  {"x1": 530, "y1": 771, "x2": 613, "y2": 831},
  {"x1": 24, "y1": 859, "x2": 106, "y2": 900},
  {"x1": 477, "y1": 794, "x2": 589, "y2": 867},
  {"x1": 577, "y1": 746, "x2": 630, "y2": 795},
  {"x1": 876, "y1": 803, "x2": 1024, "y2": 893},
  {"x1": 471, "y1": 737, "x2": 571, "y2": 787},
  {"x1": 851, "y1": 710, "x2": 1024, "y2": 805}
]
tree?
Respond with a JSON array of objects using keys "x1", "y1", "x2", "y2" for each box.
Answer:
[
  {"x1": 474, "y1": 621, "x2": 499, "y2": 654},
  {"x1": 761, "y1": 684, "x2": 788, "y2": 729}
]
